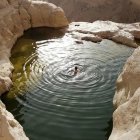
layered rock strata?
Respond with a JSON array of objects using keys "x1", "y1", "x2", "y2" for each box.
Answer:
[{"x1": 0, "y1": 0, "x2": 68, "y2": 139}]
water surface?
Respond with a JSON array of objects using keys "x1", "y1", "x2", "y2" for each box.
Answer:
[{"x1": 2, "y1": 27, "x2": 134, "y2": 140}]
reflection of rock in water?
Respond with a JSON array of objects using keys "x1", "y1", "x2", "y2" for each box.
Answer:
[{"x1": 48, "y1": 0, "x2": 140, "y2": 23}]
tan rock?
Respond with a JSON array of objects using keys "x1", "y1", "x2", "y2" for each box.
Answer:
[
  {"x1": 70, "y1": 31, "x2": 102, "y2": 42},
  {"x1": 0, "y1": 100, "x2": 29, "y2": 140},
  {"x1": 68, "y1": 20, "x2": 140, "y2": 140},
  {"x1": 27, "y1": 1, "x2": 68, "y2": 27},
  {"x1": 112, "y1": 30, "x2": 138, "y2": 48},
  {"x1": 19, "y1": 7, "x2": 31, "y2": 30},
  {"x1": 0, "y1": 0, "x2": 9, "y2": 9},
  {"x1": 69, "y1": 21, "x2": 140, "y2": 47},
  {"x1": 81, "y1": 35, "x2": 102, "y2": 42},
  {"x1": 109, "y1": 47, "x2": 140, "y2": 140},
  {"x1": 0, "y1": 0, "x2": 68, "y2": 94},
  {"x1": 0, "y1": 0, "x2": 68, "y2": 140}
]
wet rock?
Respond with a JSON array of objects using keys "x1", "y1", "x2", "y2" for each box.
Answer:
[{"x1": 75, "y1": 40, "x2": 83, "y2": 44}]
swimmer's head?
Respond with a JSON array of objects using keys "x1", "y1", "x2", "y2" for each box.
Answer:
[{"x1": 75, "y1": 66, "x2": 78, "y2": 70}]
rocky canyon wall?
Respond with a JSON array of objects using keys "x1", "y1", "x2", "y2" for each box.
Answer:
[
  {"x1": 0, "y1": 0, "x2": 68, "y2": 140},
  {"x1": 109, "y1": 46, "x2": 140, "y2": 140},
  {"x1": 1, "y1": 0, "x2": 140, "y2": 140},
  {"x1": 48, "y1": 0, "x2": 140, "y2": 23}
]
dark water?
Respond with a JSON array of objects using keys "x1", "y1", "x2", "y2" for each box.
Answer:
[{"x1": 2, "y1": 28, "x2": 134, "y2": 140}]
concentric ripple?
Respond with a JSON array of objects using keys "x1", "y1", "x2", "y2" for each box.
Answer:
[{"x1": 2, "y1": 28, "x2": 134, "y2": 140}]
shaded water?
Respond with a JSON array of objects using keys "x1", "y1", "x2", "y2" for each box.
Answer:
[{"x1": 2, "y1": 28, "x2": 134, "y2": 140}]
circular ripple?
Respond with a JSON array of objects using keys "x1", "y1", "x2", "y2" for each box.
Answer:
[{"x1": 8, "y1": 38, "x2": 134, "y2": 140}]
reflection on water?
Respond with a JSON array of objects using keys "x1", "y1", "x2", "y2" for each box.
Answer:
[{"x1": 2, "y1": 27, "x2": 134, "y2": 140}]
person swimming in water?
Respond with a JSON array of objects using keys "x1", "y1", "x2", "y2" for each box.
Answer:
[{"x1": 74, "y1": 66, "x2": 79, "y2": 75}]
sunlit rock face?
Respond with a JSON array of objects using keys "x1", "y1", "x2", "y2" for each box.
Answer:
[
  {"x1": 109, "y1": 47, "x2": 140, "y2": 140},
  {"x1": 0, "y1": 101, "x2": 29, "y2": 140},
  {"x1": 48, "y1": 0, "x2": 140, "y2": 23},
  {"x1": 69, "y1": 21, "x2": 140, "y2": 48},
  {"x1": 0, "y1": 0, "x2": 68, "y2": 95},
  {"x1": 0, "y1": 0, "x2": 68, "y2": 140}
]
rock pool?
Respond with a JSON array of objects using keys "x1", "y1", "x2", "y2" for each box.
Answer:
[{"x1": 2, "y1": 27, "x2": 134, "y2": 140}]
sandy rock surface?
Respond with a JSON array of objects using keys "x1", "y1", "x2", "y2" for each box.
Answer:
[
  {"x1": 0, "y1": 0, "x2": 68, "y2": 95},
  {"x1": 0, "y1": 101, "x2": 29, "y2": 140},
  {"x1": 109, "y1": 47, "x2": 140, "y2": 140},
  {"x1": 0, "y1": 0, "x2": 68, "y2": 140},
  {"x1": 69, "y1": 21, "x2": 140, "y2": 48}
]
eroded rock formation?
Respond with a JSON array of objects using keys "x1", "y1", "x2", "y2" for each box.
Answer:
[
  {"x1": 91, "y1": 22, "x2": 140, "y2": 140},
  {"x1": 68, "y1": 21, "x2": 140, "y2": 48},
  {"x1": 0, "y1": 0, "x2": 68, "y2": 139},
  {"x1": 0, "y1": 0, "x2": 68, "y2": 96},
  {"x1": 1, "y1": 0, "x2": 140, "y2": 140},
  {"x1": 0, "y1": 101, "x2": 28, "y2": 140},
  {"x1": 109, "y1": 47, "x2": 140, "y2": 140}
]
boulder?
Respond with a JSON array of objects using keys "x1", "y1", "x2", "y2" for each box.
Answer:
[
  {"x1": 109, "y1": 47, "x2": 140, "y2": 140},
  {"x1": 0, "y1": 100, "x2": 29, "y2": 140}
]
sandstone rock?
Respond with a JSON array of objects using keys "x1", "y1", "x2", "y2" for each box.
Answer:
[
  {"x1": 109, "y1": 47, "x2": 140, "y2": 140},
  {"x1": 26, "y1": 1, "x2": 68, "y2": 27},
  {"x1": 0, "y1": 76, "x2": 13, "y2": 96},
  {"x1": 71, "y1": 31, "x2": 102, "y2": 42},
  {"x1": 0, "y1": 0, "x2": 68, "y2": 95},
  {"x1": 0, "y1": 100, "x2": 29, "y2": 140},
  {"x1": 0, "y1": 0, "x2": 9, "y2": 9},
  {"x1": 0, "y1": 0, "x2": 68, "y2": 140},
  {"x1": 19, "y1": 7, "x2": 31, "y2": 30},
  {"x1": 68, "y1": 20, "x2": 140, "y2": 140},
  {"x1": 81, "y1": 35, "x2": 102, "y2": 42},
  {"x1": 69, "y1": 21, "x2": 140, "y2": 47},
  {"x1": 48, "y1": 7, "x2": 69, "y2": 27},
  {"x1": 112, "y1": 30, "x2": 138, "y2": 48}
]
